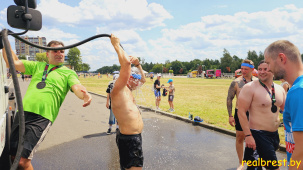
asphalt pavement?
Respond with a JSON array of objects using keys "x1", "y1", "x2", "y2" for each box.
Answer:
[{"x1": 14, "y1": 79, "x2": 287, "y2": 170}]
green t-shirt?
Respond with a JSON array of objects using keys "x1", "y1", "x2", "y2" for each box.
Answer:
[{"x1": 22, "y1": 60, "x2": 80, "y2": 123}]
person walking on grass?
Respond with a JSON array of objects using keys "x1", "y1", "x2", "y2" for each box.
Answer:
[{"x1": 150, "y1": 73, "x2": 154, "y2": 82}]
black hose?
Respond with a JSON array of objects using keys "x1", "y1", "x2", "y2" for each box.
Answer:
[
  {"x1": 1, "y1": 29, "x2": 25, "y2": 170},
  {"x1": 9, "y1": 31, "x2": 123, "y2": 51}
]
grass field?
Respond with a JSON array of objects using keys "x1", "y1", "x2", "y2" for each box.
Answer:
[{"x1": 80, "y1": 75, "x2": 285, "y2": 145}]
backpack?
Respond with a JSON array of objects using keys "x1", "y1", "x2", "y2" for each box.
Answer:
[{"x1": 162, "y1": 88, "x2": 167, "y2": 96}]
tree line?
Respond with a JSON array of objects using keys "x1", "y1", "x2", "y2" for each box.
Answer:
[
  {"x1": 19, "y1": 47, "x2": 303, "y2": 74},
  {"x1": 96, "y1": 49, "x2": 269, "y2": 74}
]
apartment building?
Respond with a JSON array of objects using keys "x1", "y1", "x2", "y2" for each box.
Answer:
[{"x1": 15, "y1": 36, "x2": 47, "y2": 61}]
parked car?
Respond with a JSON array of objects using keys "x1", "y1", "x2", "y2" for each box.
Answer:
[
  {"x1": 204, "y1": 69, "x2": 222, "y2": 78},
  {"x1": 205, "y1": 70, "x2": 214, "y2": 78}
]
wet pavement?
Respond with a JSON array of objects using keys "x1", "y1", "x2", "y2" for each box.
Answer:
[{"x1": 15, "y1": 80, "x2": 287, "y2": 170}]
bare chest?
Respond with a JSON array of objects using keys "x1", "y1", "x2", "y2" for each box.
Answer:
[
  {"x1": 112, "y1": 88, "x2": 135, "y2": 105},
  {"x1": 253, "y1": 86, "x2": 284, "y2": 108}
]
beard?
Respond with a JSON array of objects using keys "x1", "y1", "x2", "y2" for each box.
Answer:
[{"x1": 273, "y1": 68, "x2": 286, "y2": 80}]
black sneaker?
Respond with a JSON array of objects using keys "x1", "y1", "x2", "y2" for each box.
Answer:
[{"x1": 106, "y1": 128, "x2": 111, "y2": 135}]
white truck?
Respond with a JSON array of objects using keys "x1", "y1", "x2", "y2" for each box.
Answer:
[{"x1": 0, "y1": 51, "x2": 16, "y2": 168}]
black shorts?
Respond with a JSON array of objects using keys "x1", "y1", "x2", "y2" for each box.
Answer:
[
  {"x1": 234, "y1": 108, "x2": 249, "y2": 131},
  {"x1": 116, "y1": 131, "x2": 144, "y2": 169},
  {"x1": 10, "y1": 111, "x2": 52, "y2": 159},
  {"x1": 244, "y1": 129, "x2": 280, "y2": 170}
]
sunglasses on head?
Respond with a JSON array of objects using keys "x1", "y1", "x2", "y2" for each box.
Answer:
[
  {"x1": 52, "y1": 50, "x2": 65, "y2": 53},
  {"x1": 130, "y1": 76, "x2": 138, "y2": 80}
]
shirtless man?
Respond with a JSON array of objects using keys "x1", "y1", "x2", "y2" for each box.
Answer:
[
  {"x1": 238, "y1": 61, "x2": 286, "y2": 170},
  {"x1": 227, "y1": 59, "x2": 257, "y2": 170},
  {"x1": 110, "y1": 34, "x2": 146, "y2": 170}
]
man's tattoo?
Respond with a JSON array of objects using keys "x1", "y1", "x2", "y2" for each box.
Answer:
[
  {"x1": 227, "y1": 81, "x2": 236, "y2": 116},
  {"x1": 237, "y1": 79, "x2": 246, "y2": 88},
  {"x1": 226, "y1": 78, "x2": 247, "y2": 116}
]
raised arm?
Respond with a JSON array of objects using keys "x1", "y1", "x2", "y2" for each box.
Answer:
[
  {"x1": 1, "y1": 42, "x2": 25, "y2": 72},
  {"x1": 110, "y1": 34, "x2": 131, "y2": 91}
]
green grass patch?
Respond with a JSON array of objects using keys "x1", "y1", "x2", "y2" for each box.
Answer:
[{"x1": 80, "y1": 75, "x2": 285, "y2": 145}]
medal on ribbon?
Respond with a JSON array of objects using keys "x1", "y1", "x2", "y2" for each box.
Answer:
[
  {"x1": 37, "y1": 64, "x2": 62, "y2": 89},
  {"x1": 259, "y1": 80, "x2": 277, "y2": 113}
]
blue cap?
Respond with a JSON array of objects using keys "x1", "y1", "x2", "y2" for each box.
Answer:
[
  {"x1": 131, "y1": 74, "x2": 141, "y2": 80},
  {"x1": 167, "y1": 79, "x2": 173, "y2": 83}
]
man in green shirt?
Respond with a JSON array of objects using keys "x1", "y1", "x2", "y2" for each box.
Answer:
[{"x1": 1, "y1": 40, "x2": 92, "y2": 170}]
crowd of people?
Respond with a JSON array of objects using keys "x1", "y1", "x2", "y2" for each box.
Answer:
[
  {"x1": 1, "y1": 34, "x2": 302, "y2": 170},
  {"x1": 227, "y1": 40, "x2": 303, "y2": 170}
]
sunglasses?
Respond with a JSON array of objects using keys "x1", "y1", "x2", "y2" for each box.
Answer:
[{"x1": 52, "y1": 50, "x2": 65, "y2": 53}]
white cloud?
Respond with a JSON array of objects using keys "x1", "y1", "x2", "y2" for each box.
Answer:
[
  {"x1": 38, "y1": 0, "x2": 173, "y2": 30},
  {"x1": 145, "y1": 4, "x2": 303, "y2": 64},
  {"x1": 26, "y1": 27, "x2": 79, "y2": 43},
  {"x1": 0, "y1": 23, "x2": 4, "y2": 29},
  {"x1": 0, "y1": 8, "x2": 6, "y2": 22},
  {"x1": 78, "y1": 28, "x2": 149, "y2": 70},
  {"x1": 3, "y1": 2, "x2": 303, "y2": 72},
  {"x1": 71, "y1": 3, "x2": 303, "y2": 71}
]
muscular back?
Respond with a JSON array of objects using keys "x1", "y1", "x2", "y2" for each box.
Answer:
[{"x1": 111, "y1": 86, "x2": 143, "y2": 135}]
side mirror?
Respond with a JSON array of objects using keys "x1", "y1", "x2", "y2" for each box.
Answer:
[
  {"x1": 7, "y1": 5, "x2": 42, "y2": 31},
  {"x1": 14, "y1": 0, "x2": 37, "y2": 9}
]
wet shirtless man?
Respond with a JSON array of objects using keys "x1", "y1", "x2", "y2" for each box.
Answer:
[
  {"x1": 110, "y1": 34, "x2": 146, "y2": 170},
  {"x1": 227, "y1": 59, "x2": 258, "y2": 170},
  {"x1": 238, "y1": 61, "x2": 285, "y2": 170}
]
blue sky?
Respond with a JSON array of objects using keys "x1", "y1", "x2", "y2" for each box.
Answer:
[{"x1": 1, "y1": 0, "x2": 303, "y2": 71}]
